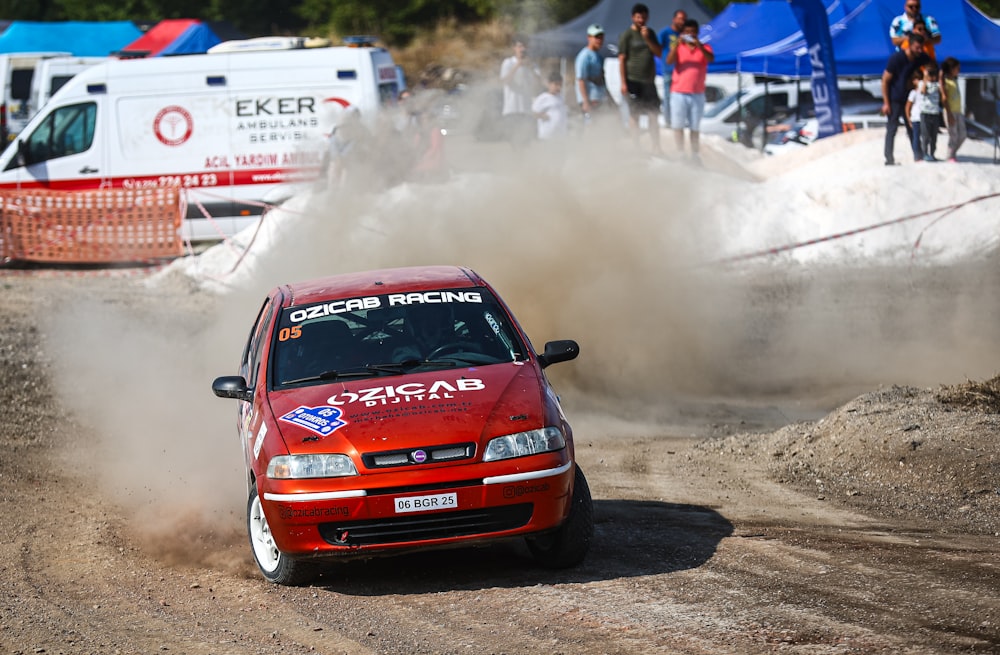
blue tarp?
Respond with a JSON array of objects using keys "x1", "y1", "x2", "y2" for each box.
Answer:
[
  {"x1": 734, "y1": 0, "x2": 1000, "y2": 77},
  {"x1": 0, "y1": 21, "x2": 141, "y2": 56}
]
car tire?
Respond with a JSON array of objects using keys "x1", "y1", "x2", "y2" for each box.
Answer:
[
  {"x1": 526, "y1": 465, "x2": 594, "y2": 568},
  {"x1": 247, "y1": 483, "x2": 319, "y2": 586}
]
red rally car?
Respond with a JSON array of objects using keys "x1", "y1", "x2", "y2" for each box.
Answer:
[{"x1": 212, "y1": 265, "x2": 592, "y2": 585}]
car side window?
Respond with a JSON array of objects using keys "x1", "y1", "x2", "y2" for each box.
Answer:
[
  {"x1": 18, "y1": 102, "x2": 97, "y2": 166},
  {"x1": 242, "y1": 298, "x2": 276, "y2": 389}
]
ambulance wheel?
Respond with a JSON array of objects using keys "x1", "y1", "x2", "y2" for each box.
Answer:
[
  {"x1": 527, "y1": 465, "x2": 594, "y2": 568},
  {"x1": 247, "y1": 483, "x2": 319, "y2": 586}
]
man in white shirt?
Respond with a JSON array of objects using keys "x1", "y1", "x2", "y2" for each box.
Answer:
[{"x1": 889, "y1": 0, "x2": 941, "y2": 49}]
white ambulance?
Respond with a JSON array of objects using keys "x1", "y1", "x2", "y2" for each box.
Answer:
[{"x1": 0, "y1": 43, "x2": 402, "y2": 240}]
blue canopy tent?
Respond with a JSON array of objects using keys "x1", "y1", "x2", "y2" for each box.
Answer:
[
  {"x1": 119, "y1": 19, "x2": 240, "y2": 57},
  {"x1": 157, "y1": 23, "x2": 224, "y2": 56},
  {"x1": 0, "y1": 21, "x2": 141, "y2": 56},
  {"x1": 703, "y1": 0, "x2": 848, "y2": 73},
  {"x1": 737, "y1": 0, "x2": 1000, "y2": 77}
]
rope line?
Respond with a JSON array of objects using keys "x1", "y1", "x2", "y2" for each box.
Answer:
[{"x1": 705, "y1": 192, "x2": 1000, "y2": 267}]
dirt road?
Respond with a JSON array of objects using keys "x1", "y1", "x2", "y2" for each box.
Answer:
[{"x1": 1, "y1": 272, "x2": 997, "y2": 655}]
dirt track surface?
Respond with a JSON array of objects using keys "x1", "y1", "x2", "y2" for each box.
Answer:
[{"x1": 2, "y1": 273, "x2": 998, "y2": 655}]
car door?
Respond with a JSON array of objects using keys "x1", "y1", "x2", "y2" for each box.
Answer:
[{"x1": 4, "y1": 97, "x2": 109, "y2": 190}]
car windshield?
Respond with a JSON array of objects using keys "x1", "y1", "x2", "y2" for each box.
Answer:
[{"x1": 271, "y1": 287, "x2": 529, "y2": 386}]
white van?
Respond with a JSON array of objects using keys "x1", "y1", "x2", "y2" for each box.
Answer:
[
  {"x1": 0, "y1": 44, "x2": 401, "y2": 240},
  {"x1": 31, "y1": 56, "x2": 108, "y2": 109},
  {"x1": 1, "y1": 52, "x2": 72, "y2": 142}
]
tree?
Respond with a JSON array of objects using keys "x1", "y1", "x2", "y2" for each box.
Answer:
[{"x1": 298, "y1": 0, "x2": 494, "y2": 45}]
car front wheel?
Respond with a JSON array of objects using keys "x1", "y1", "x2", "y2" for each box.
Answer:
[
  {"x1": 526, "y1": 464, "x2": 594, "y2": 568},
  {"x1": 247, "y1": 483, "x2": 319, "y2": 586}
]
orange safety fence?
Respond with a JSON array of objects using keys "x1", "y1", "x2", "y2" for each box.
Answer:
[{"x1": 0, "y1": 187, "x2": 183, "y2": 264}]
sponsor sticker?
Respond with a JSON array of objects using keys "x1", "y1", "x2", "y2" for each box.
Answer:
[
  {"x1": 287, "y1": 291, "x2": 483, "y2": 324},
  {"x1": 279, "y1": 405, "x2": 347, "y2": 436},
  {"x1": 502, "y1": 482, "x2": 550, "y2": 499},
  {"x1": 328, "y1": 378, "x2": 485, "y2": 407},
  {"x1": 252, "y1": 422, "x2": 267, "y2": 460},
  {"x1": 277, "y1": 505, "x2": 350, "y2": 519}
]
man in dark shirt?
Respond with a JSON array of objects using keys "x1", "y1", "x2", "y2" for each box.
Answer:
[
  {"x1": 881, "y1": 32, "x2": 930, "y2": 166},
  {"x1": 618, "y1": 3, "x2": 662, "y2": 155}
]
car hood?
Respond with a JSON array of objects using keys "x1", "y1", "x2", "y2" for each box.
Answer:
[{"x1": 266, "y1": 363, "x2": 546, "y2": 456}]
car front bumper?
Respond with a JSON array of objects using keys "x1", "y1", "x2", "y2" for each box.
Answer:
[{"x1": 259, "y1": 457, "x2": 575, "y2": 558}]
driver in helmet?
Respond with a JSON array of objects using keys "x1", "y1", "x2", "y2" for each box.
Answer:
[{"x1": 393, "y1": 304, "x2": 456, "y2": 362}]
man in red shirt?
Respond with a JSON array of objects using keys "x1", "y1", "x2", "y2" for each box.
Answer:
[{"x1": 665, "y1": 18, "x2": 714, "y2": 162}]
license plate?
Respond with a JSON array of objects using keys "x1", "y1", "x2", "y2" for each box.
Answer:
[{"x1": 394, "y1": 492, "x2": 457, "y2": 513}]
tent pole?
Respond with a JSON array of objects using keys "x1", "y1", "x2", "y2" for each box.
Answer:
[{"x1": 737, "y1": 57, "x2": 744, "y2": 144}]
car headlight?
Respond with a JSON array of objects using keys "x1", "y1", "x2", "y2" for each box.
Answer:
[
  {"x1": 483, "y1": 427, "x2": 566, "y2": 462},
  {"x1": 267, "y1": 454, "x2": 358, "y2": 479}
]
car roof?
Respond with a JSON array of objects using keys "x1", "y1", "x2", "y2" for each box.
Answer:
[{"x1": 282, "y1": 265, "x2": 485, "y2": 307}]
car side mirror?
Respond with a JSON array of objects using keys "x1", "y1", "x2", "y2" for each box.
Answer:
[
  {"x1": 537, "y1": 340, "x2": 579, "y2": 369},
  {"x1": 212, "y1": 375, "x2": 252, "y2": 401}
]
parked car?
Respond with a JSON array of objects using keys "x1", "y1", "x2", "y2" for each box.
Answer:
[
  {"x1": 700, "y1": 82, "x2": 882, "y2": 149},
  {"x1": 0, "y1": 52, "x2": 72, "y2": 142},
  {"x1": 764, "y1": 113, "x2": 889, "y2": 155},
  {"x1": 212, "y1": 265, "x2": 593, "y2": 585}
]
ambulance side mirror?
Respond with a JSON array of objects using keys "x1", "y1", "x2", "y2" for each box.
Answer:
[{"x1": 17, "y1": 139, "x2": 33, "y2": 167}]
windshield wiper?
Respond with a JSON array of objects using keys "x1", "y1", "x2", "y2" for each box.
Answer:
[
  {"x1": 283, "y1": 359, "x2": 473, "y2": 385},
  {"x1": 282, "y1": 369, "x2": 375, "y2": 385},
  {"x1": 364, "y1": 359, "x2": 457, "y2": 374}
]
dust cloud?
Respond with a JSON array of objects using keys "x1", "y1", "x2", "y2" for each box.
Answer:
[
  {"x1": 41, "y1": 107, "x2": 1000, "y2": 564},
  {"x1": 226, "y1": 125, "x2": 1000, "y2": 407}
]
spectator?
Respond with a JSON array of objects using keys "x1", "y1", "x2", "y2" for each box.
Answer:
[
  {"x1": 881, "y1": 33, "x2": 930, "y2": 166},
  {"x1": 575, "y1": 24, "x2": 607, "y2": 120},
  {"x1": 618, "y1": 3, "x2": 663, "y2": 155},
  {"x1": 902, "y1": 20, "x2": 936, "y2": 62},
  {"x1": 500, "y1": 36, "x2": 542, "y2": 144},
  {"x1": 397, "y1": 89, "x2": 447, "y2": 182},
  {"x1": 321, "y1": 108, "x2": 373, "y2": 188},
  {"x1": 533, "y1": 71, "x2": 569, "y2": 140},
  {"x1": 941, "y1": 57, "x2": 966, "y2": 163},
  {"x1": 666, "y1": 18, "x2": 714, "y2": 162},
  {"x1": 918, "y1": 61, "x2": 942, "y2": 162},
  {"x1": 658, "y1": 9, "x2": 688, "y2": 128},
  {"x1": 904, "y1": 70, "x2": 924, "y2": 162},
  {"x1": 392, "y1": 89, "x2": 416, "y2": 132},
  {"x1": 890, "y1": 1, "x2": 941, "y2": 49}
]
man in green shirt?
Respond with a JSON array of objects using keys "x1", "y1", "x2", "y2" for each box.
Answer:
[{"x1": 618, "y1": 3, "x2": 662, "y2": 155}]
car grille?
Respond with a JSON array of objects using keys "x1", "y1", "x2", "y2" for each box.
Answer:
[
  {"x1": 361, "y1": 442, "x2": 476, "y2": 469},
  {"x1": 318, "y1": 504, "x2": 533, "y2": 546}
]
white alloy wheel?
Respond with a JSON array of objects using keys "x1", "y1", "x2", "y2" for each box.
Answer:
[{"x1": 248, "y1": 487, "x2": 281, "y2": 573}]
